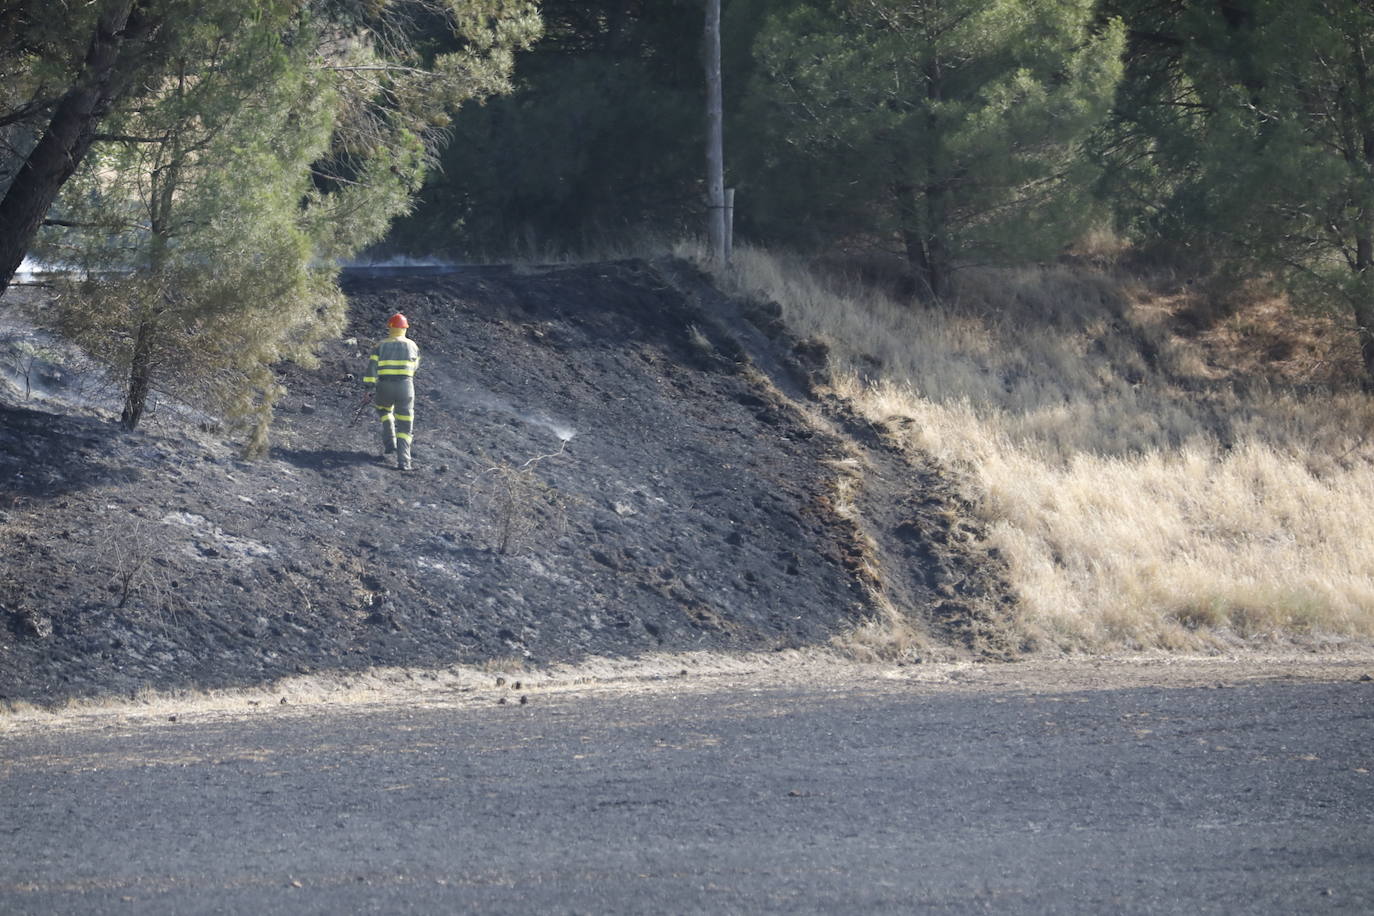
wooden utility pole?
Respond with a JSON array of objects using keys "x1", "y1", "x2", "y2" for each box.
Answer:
[{"x1": 705, "y1": 0, "x2": 729, "y2": 264}]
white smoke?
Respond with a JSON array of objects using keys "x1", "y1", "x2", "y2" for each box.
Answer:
[
  {"x1": 457, "y1": 385, "x2": 576, "y2": 442},
  {"x1": 342, "y1": 255, "x2": 461, "y2": 271}
]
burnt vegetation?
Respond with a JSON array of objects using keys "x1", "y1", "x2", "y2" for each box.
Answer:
[{"x1": 0, "y1": 260, "x2": 1014, "y2": 705}]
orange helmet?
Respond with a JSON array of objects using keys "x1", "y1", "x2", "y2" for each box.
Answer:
[{"x1": 387, "y1": 313, "x2": 409, "y2": 329}]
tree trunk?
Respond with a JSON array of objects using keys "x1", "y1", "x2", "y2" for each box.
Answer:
[
  {"x1": 1354, "y1": 298, "x2": 1374, "y2": 389},
  {"x1": 897, "y1": 182, "x2": 951, "y2": 302},
  {"x1": 924, "y1": 180, "x2": 951, "y2": 300},
  {"x1": 0, "y1": 0, "x2": 139, "y2": 298},
  {"x1": 119, "y1": 120, "x2": 180, "y2": 432},
  {"x1": 120, "y1": 316, "x2": 155, "y2": 430},
  {"x1": 1354, "y1": 32, "x2": 1374, "y2": 389},
  {"x1": 900, "y1": 222, "x2": 934, "y2": 299},
  {"x1": 1356, "y1": 235, "x2": 1374, "y2": 388},
  {"x1": 896, "y1": 53, "x2": 952, "y2": 301}
]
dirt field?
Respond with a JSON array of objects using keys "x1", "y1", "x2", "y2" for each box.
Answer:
[
  {"x1": 1, "y1": 260, "x2": 1014, "y2": 706},
  {"x1": 2, "y1": 647, "x2": 1369, "y2": 734},
  {"x1": 3, "y1": 650, "x2": 1371, "y2": 914}
]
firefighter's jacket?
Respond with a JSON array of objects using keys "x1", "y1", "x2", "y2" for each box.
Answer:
[{"x1": 363, "y1": 336, "x2": 420, "y2": 389}]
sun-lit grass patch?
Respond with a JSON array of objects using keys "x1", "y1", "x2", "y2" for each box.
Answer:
[{"x1": 717, "y1": 244, "x2": 1374, "y2": 651}]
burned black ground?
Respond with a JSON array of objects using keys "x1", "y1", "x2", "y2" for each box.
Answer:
[{"x1": 0, "y1": 259, "x2": 1015, "y2": 705}]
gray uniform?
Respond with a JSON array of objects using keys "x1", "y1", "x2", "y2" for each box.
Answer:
[{"x1": 363, "y1": 336, "x2": 421, "y2": 469}]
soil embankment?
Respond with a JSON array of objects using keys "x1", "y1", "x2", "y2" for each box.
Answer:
[{"x1": 0, "y1": 259, "x2": 1014, "y2": 705}]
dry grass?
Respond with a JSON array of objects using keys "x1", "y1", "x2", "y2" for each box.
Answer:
[
  {"x1": 821, "y1": 453, "x2": 936, "y2": 662},
  {"x1": 714, "y1": 243, "x2": 1374, "y2": 651},
  {"x1": 5, "y1": 648, "x2": 1368, "y2": 730}
]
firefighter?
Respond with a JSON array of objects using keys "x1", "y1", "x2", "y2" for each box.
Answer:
[{"x1": 363, "y1": 312, "x2": 421, "y2": 471}]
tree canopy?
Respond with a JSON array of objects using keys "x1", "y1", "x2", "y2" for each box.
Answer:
[
  {"x1": 1102, "y1": 0, "x2": 1374, "y2": 384},
  {"x1": 6, "y1": 0, "x2": 540, "y2": 446},
  {"x1": 739, "y1": 0, "x2": 1123, "y2": 297},
  {"x1": 12, "y1": 0, "x2": 1374, "y2": 394}
]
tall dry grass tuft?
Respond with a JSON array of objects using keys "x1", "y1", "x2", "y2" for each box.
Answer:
[{"x1": 718, "y1": 244, "x2": 1374, "y2": 651}]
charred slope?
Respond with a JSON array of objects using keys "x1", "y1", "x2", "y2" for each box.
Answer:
[{"x1": 0, "y1": 259, "x2": 1015, "y2": 705}]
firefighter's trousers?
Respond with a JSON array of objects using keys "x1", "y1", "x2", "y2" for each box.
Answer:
[{"x1": 374, "y1": 377, "x2": 415, "y2": 469}]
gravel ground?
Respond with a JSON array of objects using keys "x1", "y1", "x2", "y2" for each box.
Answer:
[{"x1": 2, "y1": 655, "x2": 1371, "y2": 914}]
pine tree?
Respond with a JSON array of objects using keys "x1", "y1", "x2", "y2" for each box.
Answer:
[
  {"x1": 25, "y1": 0, "x2": 540, "y2": 449},
  {"x1": 0, "y1": 0, "x2": 540, "y2": 297},
  {"x1": 740, "y1": 0, "x2": 1124, "y2": 298},
  {"x1": 1105, "y1": 0, "x2": 1374, "y2": 386},
  {"x1": 391, "y1": 0, "x2": 705, "y2": 257}
]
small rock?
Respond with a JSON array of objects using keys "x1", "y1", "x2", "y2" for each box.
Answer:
[
  {"x1": 497, "y1": 697, "x2": 507, "y2": 705},
  {"x1": 591, "y1": 549, "x2": 620, "y2": 569},
  {"x1": 300, "y1": 403, "x2": 316, "y2": 415},
  {"x1": 168, "y1": 715, "x2": 178, "y2": 722},
  {"x1": 495, "y1": 676, "x2": 506, "y2": 687},
  {"x1": 18, "y1": 608, "x2": 52, "y2": 639},
  {"x1": 1359, "y1": 674, "x2": 1372, "y2": 682},
  {"x1": 519, "y1": 695, "x2": 528, "y2": 705},
  {"x1": 279, "y1": 696, "x2": 288, "y2": 705}
]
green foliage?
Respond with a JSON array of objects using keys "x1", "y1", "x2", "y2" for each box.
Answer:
[
  {"x1": 738, "y1": 0, "x2": 1123, "y2": 297},
  {"x1": 309, "y1": 0, "x2": 542, "y2": 257},
  {"x1": 1102, "y1": 0, "x2": 1374, "y2": 382},
  {"x1": 25, "y1": 0, "x2": 539, "y2": 449},
  {"x1": 389, "y1": 0, "x2": 702, "y2": 257},
  {"x1": 36, "y1": 2, "x2": 341, "y2": 442}
]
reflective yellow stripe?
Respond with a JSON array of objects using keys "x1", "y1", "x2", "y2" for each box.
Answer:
[
  {"x1": 377, "y1": 358, "x2": 417, "y2": 377},
  {"x1": 395, "y1": 414, "x2": 413, "y2": 422},
  {"x1": 369, "y1": 355, "x2": 379, "y2": 362},
  {"x1": 362, "y1": 376, "x2": 376, "y2": 383},
  {"x1": 397, "y1": 432, "x2": 412, "y2": 443}
]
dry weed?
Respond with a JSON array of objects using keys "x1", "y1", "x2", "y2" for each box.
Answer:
[
  {"x1": 723, "y1": 244, "x2": 1374, "y2": 652},
  {"x1": 821, "y1": 451, "x2": 935, "y2": 662},
  {"x1": 467, "y1": 460, "x2": 569, "y2": 556}
]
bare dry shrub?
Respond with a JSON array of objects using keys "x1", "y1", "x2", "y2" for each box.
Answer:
[
  {"x1": 480, "y1": 656, "x2": 527, "y2": 675},
  {"x1": 100, "y1": 519, "x2": 184, "y2": 627},
  {"x1": 468, "y1": 462, "x2": 568, "y2": 556},
  {"x1": 833, "y1": 614, "x2": 932, "y2": 663},
  {"x1": 0, "y1": 326, "x2": 113, "y2": 407}
]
